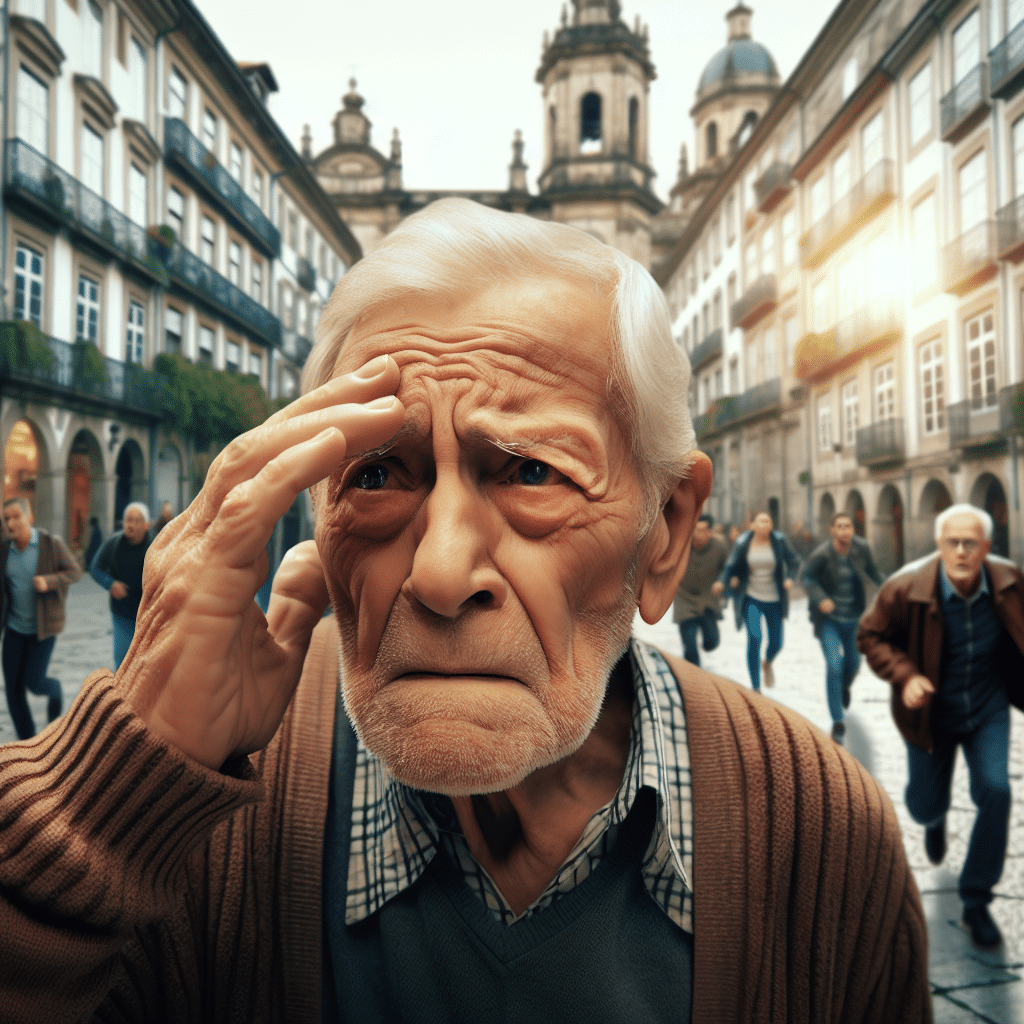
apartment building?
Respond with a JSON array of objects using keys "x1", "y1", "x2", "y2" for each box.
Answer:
[
  {"x1": 0, "y1": 0, "x2": 359, "y2": 557},
  {"x1": 657, "y1": 0, "x2": 1024, "y2": 569}
]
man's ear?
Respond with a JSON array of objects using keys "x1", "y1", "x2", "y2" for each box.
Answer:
[{"x1": 637, "y1": 450, "x2": 713, "y2": 625}]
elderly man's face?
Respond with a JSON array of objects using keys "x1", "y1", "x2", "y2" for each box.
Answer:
[
  {"x1": 938, "y1": 511, "x2": 989, "y2": 596},
  {"x1": 316, "y1": 276, "x2": 682, "y2": 796}
]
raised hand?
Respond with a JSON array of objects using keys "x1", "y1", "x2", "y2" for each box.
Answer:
[{"x1": 119, "y1": 355, "x2": 404, "y2": 769}]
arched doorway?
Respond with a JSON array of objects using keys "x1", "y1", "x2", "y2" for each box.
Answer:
[
  {"x1": 875, "y1": 484, "x2": 904, "y2": 575},
  {"x1": 918, "y1": 478, "x2": 952, "y2": 556},
  {"x1": 845, "y1": 489, "x2": 866, "y2": 537},
  {"x1": 818, "y1": 491, "x2": 836, "y2": 540},
  {"x1": 66, "y1": 429, "x2": 104, "y2": 555},
  {"x1": 4, "y1": 420, "x2": 39, "y2": 512},
  {"x1": 114, "y1": 439, "x2": 146, "y2": 525},
  {"x1": 156, "y1": 444, "x2": 183, "y2": 515},
  {"x1": 970, "y1": 473, "x2": 1009, "y2": 557}
]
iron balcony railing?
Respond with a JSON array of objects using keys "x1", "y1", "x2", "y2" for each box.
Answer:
[
  {"x1": 940, "y1": 63, "x2": 991, "y2": 143},
  {"x1": 700, "y1": 378, "x2": 782, "y2": 436},
  {"x1": 281, "y1": 328, "x2": 314, "y2": 365},
  {"x1": 990, "y1": 20, "x2": 1024, "y2": 99},
  {"x1": 730, "y1": 275, "x2": 777, "y2": 331},
  {"x1": 296, "y1": 255, "x2": 317, "y2": 293},
  {"x1": 0, "y1": 324, "x2": 162, "y2": 417},
  {"x1": 799, "y1": 160, "x2": 896, "y2": 269},
  {"x1": 161, "y1": 242, "x2": 281, "y2": 347},
  {"x1": 948, "y1": 398, "x2": 1002, "y2": 447},
  {"x1": 996, "y1": 194, "x2": 1024, "y2": 261},
  {"x1": 5, "y1": 139, "x2": 164, "y2": 284},
  {"x1": 689, "y1": 328, "x2": 723, "y2": 373},
  {"x1": 942, "y1": 220, "x2": 999, "y2": 296},
  {"x1": 692, "y1": 409, "x2": 714, "y2": 443},
  {"x1": 754, "y1": 161, "x2": 793, "y2": 213},
  {"x1": 999, "y1": 381, "x2": 1024, "y2": 432},
  {"x1": 856, "y1": 418, "x2": 905, "y2": 466},
  {"x1": 163, "y1": 117, "x2": 280, "y2": 258}
]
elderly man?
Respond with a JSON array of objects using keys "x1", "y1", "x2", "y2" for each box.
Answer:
[
  {"x1": 89, "y1": 501, "x2": 152, "y2": 669},
  {"x1": 672, "y1": 513, "x2": 727, "y2": 666},
  {"x1": 0, "y1": 201, "x2": 928, "y2": 1023},
  {"x1": 859, "y1": 503, "x2": 1024, "y2": 950}
]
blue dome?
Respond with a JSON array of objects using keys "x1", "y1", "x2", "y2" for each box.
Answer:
[{"x1": 698, "y1": 38, "x2": 778, "y2": 92}]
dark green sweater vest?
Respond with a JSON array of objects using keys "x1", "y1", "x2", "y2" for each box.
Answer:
[{"x1": 321, "y1": 696, "x2": 694, "y2": 1023}]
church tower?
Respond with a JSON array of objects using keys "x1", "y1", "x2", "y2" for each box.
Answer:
[{"x1": 535, "y1": 0, "x2": 661, "y2": 267}]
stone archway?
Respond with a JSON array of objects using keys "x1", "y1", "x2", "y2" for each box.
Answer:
[
  {"x1": 917, "y1": 478, "x2": 952, "y2": 557},
  {"x1": 818, "y1": 491, "x2": 836, "y2": 540},
  {"x1": 114, "y1": 439, "x2": 147, "y2": 525},
  {"x1": 875, "y1": 484, "x2": 905, "y2": 575},
  {"x1": 970, "y1": 472, "x2": 1009, "y2": 557},
  {"x1": 4, "y1": 419, "x2": 41, "y2": 514},
  {"x1": 66, "y1": 429, "x2": 104, "y2": 554},
  {"x1": 845, "y1": 489, "x2": 866, "y2": 537},
  {"x1": 156, "y1": 443, "x2": 184, "y2": 514}
]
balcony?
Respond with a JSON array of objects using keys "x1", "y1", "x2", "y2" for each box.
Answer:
[
  {"x1": 692, "y1": 409, "x2": 714, "y2": 443},
  {"x1": 856, "y1": 418, "x2": 905, "y2": 466},
  {"x1": 794, "y1": 297, "x2": 902, "y2": 382},
  {"x1": 942, "y1": 220, "x2": 999, "y2": 296},
  {"x1": 799, "y1": 160, "x2": 896, "y2": 270},
  {"x1": 990, "y1": 20, "x2": 1024, "y2": 99},
  {"x1": 730, "y1": 275, "x2": 777, "y2": 331},
  {"x1": 280, "y1": 328, "x2": 314, "y2": 366},
  {"x1": 940, "y1": 64, "x2": 991, "y2": 143},
  {"x1": 754, "y1": 161, "x2": 793, "y2": 214},
  {"x1": 163, "y1": 117, "x2": 280, "y2": 258},
  {"x1": 159, "y1": 243, "x2": 281, "y2": 347},
  {"x1": 705, "y1": 378, "x2": 782, "y2": 435},
  {"x1": 997, "y1": 194, "x2": 1024, "y2": 262},
  {"x1": 4, "y1": 139, "x2": 166, "y2": 286},
  {"x1": 999, "y1": 381, "x2": 1024, "y2": 432},
  {"x1": 0, "y1": 322, "x2": 162, "y2": 419},
  {"x1": 296, "y1": 255, "x2": 317, "y2": 293},
  {"x1": 948, "y1": 399, "x2": 1002, "y2": 449},
  {"x1": 689, "y1": 328, "x2": 723, "y2": 373}
]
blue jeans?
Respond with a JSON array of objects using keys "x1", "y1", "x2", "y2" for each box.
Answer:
[
  {"x1": 905, "y1": 707, "x2": 1011, "y2": 908},
  {"x1": 112, "y1": 613, "x2": 137, "y2": 669},
  {"x1": 819, "y1": 618, "x2": 861, "y2": 724},
  {"x1": 2, "y1": 629, "x2": 59, "y2": 739},
  {"x1": 678, "y1": 610, "x2": 720, "y2": 666},
  {"x1": 743, "y1": 596, "x2": 783, "y2": 691}
]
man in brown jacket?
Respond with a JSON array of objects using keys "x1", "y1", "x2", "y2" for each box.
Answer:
[
  {"x1": 0, "y1": 201, "x2": 930, "y2": 1022},
  {"x1": 858, "y1": 503, "x2": 1024, "y2": 950}
]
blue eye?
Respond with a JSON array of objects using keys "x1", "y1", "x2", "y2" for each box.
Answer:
[
  {"x1": 518, "y1": 459, "x2": 549, "y2": 485},
  {"x1": 354, "y1": 464, "x2": 389, "y2": 490}
]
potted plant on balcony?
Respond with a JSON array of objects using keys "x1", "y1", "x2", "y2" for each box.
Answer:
[
  {"x1": 71, "y1": 338, "x2": 109, "y2": 395},
  {"x1": 0, "y1": 320, "x2": 56, "y2": 376}
]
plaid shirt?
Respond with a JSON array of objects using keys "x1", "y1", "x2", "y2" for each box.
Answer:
[{"x1": 343, "y1": 638, "x2": 693, "y2": 933}]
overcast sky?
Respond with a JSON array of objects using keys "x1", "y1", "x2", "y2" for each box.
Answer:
[{"x1": 194, "y1": 1, "x2": 836, "y2": 203}]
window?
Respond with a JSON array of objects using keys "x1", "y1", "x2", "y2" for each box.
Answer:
[
  {"x1": 812, "y1": 279, "x2": 830, "y2": 333},
  {"x1": 230, "y1": 142, "x2": 242, "y2": 182},
  {"x1": 198, "y1": 325, "x2": 214, "y2": 366},
  {"x1": 782, "y1": 209, "x2": 796, "y2": 266},
  {"x1": 251, "y1": 169, "x2": 263, "y2": 208},
  {"x1": 965, "y1": 310, "x2": 997, "y2": 409},
  {"x1": 842, "y1": 57, "x2": 858, "y2": 100},
  {"x1": 228, "y1": 240, "x2": 241, "y2": 286},
  {"x1": 746, "y1": 339, "x2": 759, "y2": 387},
  {"x1": 912, "y1": 195, "x2": 937, "y2": 290},
  {"x1": 248, "y1": 351, "x2": 262, "y2": 378},
  {"x1": 712, "y1": 290, "x2": 722, "y2": 331},
  {"x1": 202, "y1": 109, "x2": 217, "y2": 151},
  {"x1": 1013, "y1": 116, "x2": 1024, "y2": 199},
  {"x1": 81, "y1": 123, "x2": 104, "y2": 195},
  {"x1": 706, "y1": 121, "x2": 718, "y2": 160},
  {"x1": 83, "y1": 0, "x2": 103, "y2": 81},
  {"x1": 76, "y1": 274, "x2": 100, "y2": 343},
  {"x1": 760, "y1": 225, "x2": 776, "y2": 278},
  {"x1": 729, "y1": 356, "x2": 739, "y2": 394},
  {"x1": 909, "y1": 63, "x2": 932, "y2": 146},
  {"x1": 842, "y1": 380, "x2": 859, "y2": 446},
  {"x1": 874, "y1": 362, "x2": 895, "y2": 420},
  {"x1": 832, "y1": 149, "x2": 851, "y2": 203},
  {"x1": 251, "y1": 261, "x2": 263, "y2": 301},
  {"x1": 959, "y1": 149, "x2": 988, "y2": 233},
  {"x1": 281, "y1": 287, "x2": 294, "y2": 330},
  {"x1": 712, "y1": 215, "x2": 722, "y2": 263},
  {"x1": 810, "y1": 175, "x2": 828, "y2": 225},
  {"x1": 919, "y1": 339, "x2": 946, "y2": 434},
  {"x1": 126, "y1": 301, "x2": 144, "y2": 363},
  {"x1": 744, "y1": 170, "x2": 756, "y2": 214},
  {"x1": 168, "y1": 67, "x2": 187, "y2": 119},
  {"x1": 287, "y1": 210, "x2": 298, "y2": 250},
  {"x1": 165, "y1": 307, "x2": 182, "y2": 354},
  {"x1": 305, "y1": 227, "x2": 315, "y2": 260},
  {"x1": 953, "y1": 10, "x2": 980, "y2": 85},
  {"x1": 225, "y1": 340, "x2": 240, "y2": 372},
  {"x1": 201, "y1": 215, "x2": 215, "y2": 264},
  {"x1": 714, "y1": 368, "x2": 723, "y2": 397},
  {"x1": 745, "y1": 240, "x2": 757, "y2": 287},
  {"x1": 580, "y1": 92, "x2": 601, "y2": 154},
  {"x1": 128, "y1": 38, "x2": 146, "y2": 121},
  {"x1": 818, "y1": 397, "x2": 834, "y2": 451},
  {"x1": 1012, "y1": 0, "x2": 1024, "y2": 32},
  {"x1": 764, "y1": 324, "x2": 778, "y2": 380},
  {"x1": 14, "y1": 243, "x2": 44, "y2": 327},
  {"x1": 128, "y1": 163, "x2": 147, "y2": 226},
  {"x1": 725, "y1": 193, "x2": 736, "y2": 242},
  {"x1": 862, "y1": 111, "x2": 883, "y2": 171},
  {"x1": 784, "y1": 316, "x2": 798, "y2": 369},
  {"x1": 17, "y1": 67, "x2": 48, "y2": 155},
  {"x1": 166, "y1": 186, "x2": 184, "y2": 239}
]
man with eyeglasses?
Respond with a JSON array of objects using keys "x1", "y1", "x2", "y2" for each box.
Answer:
[{"x1": 859, "y1": 503, "x2": 1024, "y2": 950}]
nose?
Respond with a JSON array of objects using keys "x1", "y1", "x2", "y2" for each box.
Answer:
[{"x1": 404, "y1": 469, "x2": 508, "y2": 618}]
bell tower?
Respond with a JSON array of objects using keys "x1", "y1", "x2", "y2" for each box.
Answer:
[{"x1": 536, "y1": 0, "x2": 661, "y2": 267}]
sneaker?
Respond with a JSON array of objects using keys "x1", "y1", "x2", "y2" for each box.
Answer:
[
  {"x1": 830, "y1": 721, "x2": 845, "y2": 744},
  {"x1": 962, "y1": 905, "x2": 1002, "y2": 950},
  {"x1": 762, "y1": 660, "x2": 775, "y2": 688},
  {"x1": 924, "y1": 819, "x2": 946, "y2": 866}
]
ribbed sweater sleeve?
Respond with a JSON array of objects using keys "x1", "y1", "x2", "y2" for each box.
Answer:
[{"x1": 0, "y1": 670, "x2": 262, "y2": 1024}]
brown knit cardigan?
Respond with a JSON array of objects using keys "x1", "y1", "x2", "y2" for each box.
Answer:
[{"x1": 0, "y1": 619, "x2": 931, "y2": 1023}]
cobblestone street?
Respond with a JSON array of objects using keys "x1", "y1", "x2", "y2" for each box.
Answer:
[{"x1": 2, "y1": 577, "x2": 1022, "y2": 1021}]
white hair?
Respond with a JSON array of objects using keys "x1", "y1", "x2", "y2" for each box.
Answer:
[
  {"x1": 124, "y1": 501, "x2": 151, "y2": 522},
  {"x1": 933, "y1": 502, "x2": 992, "y2": 542},
  {"x1": 302, "y1": 198, "x2": 695, "y2": 524}
]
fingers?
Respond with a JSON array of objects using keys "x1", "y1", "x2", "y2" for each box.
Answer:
[{"x1": 265, "y1": 541, "x2": 330, "y2": 653}]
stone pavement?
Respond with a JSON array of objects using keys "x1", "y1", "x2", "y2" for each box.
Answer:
[{"x1": 2, "y1": 578, "x2": 1022, "y2": 1021}]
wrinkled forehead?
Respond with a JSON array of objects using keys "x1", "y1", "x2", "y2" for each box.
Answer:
[{"x1": 941, "y1": 513, "x2": 986, "y2": 538}]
